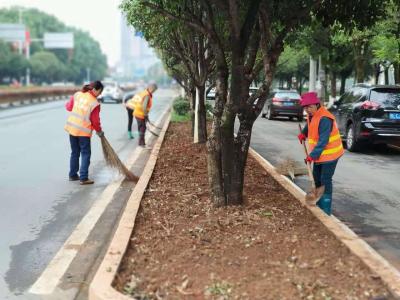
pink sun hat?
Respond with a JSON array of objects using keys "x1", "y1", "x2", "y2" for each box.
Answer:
[{"x1": 300, "y1": 92, "x2": 321, "y2": 107}]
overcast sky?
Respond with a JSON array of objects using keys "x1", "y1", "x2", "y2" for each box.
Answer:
[{"x1": 0, "y1": 0, "x2": 122, "y2": 66}]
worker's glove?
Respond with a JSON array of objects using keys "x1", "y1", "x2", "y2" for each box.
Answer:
[
  {"x1": 297, "y1": 133, "x2": 306, "y2": 144},
  {"x1": 304, "y1": 155, "x2": 314, "y2": 164},
  {"x1": 96, "y1": 131, "x2": 105, "y2": 137},
  {"x1": 144, "y1": 115, "x2": 149, "y2": 122}
]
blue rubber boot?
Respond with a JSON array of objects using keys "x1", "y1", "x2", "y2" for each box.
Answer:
[
  {"x1": 128, "y1": 131, "x2": 134, "y2": 139},
  {"x1": 316, "y1": 193, "x2": 332, "y2": 216}
]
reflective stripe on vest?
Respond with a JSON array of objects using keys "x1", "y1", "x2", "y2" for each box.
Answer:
[
  {"x1": 133, "y1": 89, "x2": 153, "y2": 119},
  {"x1": 64, "y1": 92, "x2": 99, "y2": 137},
  {"x1": 307, "y1": 106, "x2": 344, "y2": 163}
]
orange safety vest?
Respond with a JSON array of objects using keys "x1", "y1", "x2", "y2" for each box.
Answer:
[
  {"x1": 307, "y1": 106, "x2": 344, "y2": 163},
  {"x1": 64, "y1": 91, "x2": 100, "y2": 137},
  {"x1": 132, "y1": 89, "x2": 153, "y2": 119}
]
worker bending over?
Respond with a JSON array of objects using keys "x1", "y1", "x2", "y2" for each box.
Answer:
[
  {"x1": 297, "y1": 92, "x2": 344, "y2": 215},
  {"x1": 132, "y1": 83, "x2": 158, "y2": 147}
]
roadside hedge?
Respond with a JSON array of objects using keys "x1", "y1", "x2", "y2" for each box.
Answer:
[{"x1": 173, "y1": 97, "x2": 190, "y2": 115}]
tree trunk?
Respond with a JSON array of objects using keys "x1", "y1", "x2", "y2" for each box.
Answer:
[
  {"x1": 195, "y1": 85, "x2": 207, "y2": 143},
  {"x1": 228, "y1": 120, "x2": 253, "y2": 204},
  {"x1": 207, "y1": 71, "x2": 227, "y2": 207},
  {"x1": 340, "y1": 74, "x2": 347, "y2": 95},
  {"x1": 208, "y1": 107, "x2": 253, "y2": 206},
  {"x1": 353, "y1": 40, "x2": 367, "y2": 83},
  {"x1": 394, "y1": 62, "x2": 400, "y2": 84},
  {"x1": 384, "y1": 67, "x2": 389, "y2": 85},
  {"x1": 374, "y1": 63, "x2": 380, "y2": 85},
  {"x1": 330, "y1": 72, "x2": 337, "y2": 99},
  {"x1": 188, "y1": 88, "x2": 196, "y2": 137}
]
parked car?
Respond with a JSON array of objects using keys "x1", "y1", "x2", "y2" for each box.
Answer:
[
  {"x1": 98, "y1": 81, "x2": 123, "y2": 103},
  {"x1": 262, "y1": 90, "x2": 303, "y2": 121},
  {"x1": 206, "y1": 87, "x2": 216, "y2": 100},
  {"x1": 330, "y1": 84, "x2": 400, "y2": 151}
]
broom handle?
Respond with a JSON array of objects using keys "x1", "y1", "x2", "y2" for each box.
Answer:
[
  {"x1": 146, "y1": 118, "x2": 162, "y2": 129},
  {"x1": 298, "y1": 124, "x2": 316, "y2": 189}
]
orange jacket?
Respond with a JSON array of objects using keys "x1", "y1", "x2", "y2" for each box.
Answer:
[
  {"x1": 65, "y1": 91, "x2": 100, "y2": 137},
  {"x1": 307, "y1": 106, "x2": 344, "y2": 163}
]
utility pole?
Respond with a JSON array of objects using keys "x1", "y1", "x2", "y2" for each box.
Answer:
[
  {"x1": 25, "y1": 30, "x2": 30, "y2": 86},
  {"x1": 26, "y1": 41, "x2": 30, "y2": 86},
  {"x1": 318, "y1": 55, "x2": 326, "y2": 102},
  {"x1": 86, "y1": 67, "x2": 91, "y2": 83},
  {"x1": 309, "y1": 56, "x2": 317, "y2": 92}
]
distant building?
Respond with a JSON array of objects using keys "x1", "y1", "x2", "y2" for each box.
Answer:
[{"x1": 118, "y1": 13, "x2": 159, "y2": 79}]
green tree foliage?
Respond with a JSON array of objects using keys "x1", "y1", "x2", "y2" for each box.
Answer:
[
  {"x1": 275, "y1": 45, "x2": 309, "y2": 92},
  {"x1": 0, "y1": 41, "x2": 28, "y2": 80},
  {"x1": 371, "y1": 0, "x2": 400, "y2": 83},
  {"x1": 122, "y1": 0, "x2": 386, "y2": 207},
  {"x1": 0, "y1": 7, "x2": 107, "y2": 83},
  {"x1": 29, "y1": 51, "x2": 66, "y2": 83}
]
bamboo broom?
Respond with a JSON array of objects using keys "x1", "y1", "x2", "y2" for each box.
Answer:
[{"x1": 99, "y1": 135, "x2": 139, "y2": 182}]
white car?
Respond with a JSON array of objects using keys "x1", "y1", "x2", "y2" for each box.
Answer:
[
  {"x1": 206, "y1": 87, "x2": 216, "y2": 100},
  {"x1": 98, "y1": 81, "x2": 123, "y2": 103}
]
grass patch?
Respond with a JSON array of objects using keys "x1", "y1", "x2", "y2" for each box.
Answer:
[
  {"x1": 171, "y1": 110, "x2": 191, "y2": 122},
  {"x1": 205, "y1": 281, "x2": 233, "y2": 298}
]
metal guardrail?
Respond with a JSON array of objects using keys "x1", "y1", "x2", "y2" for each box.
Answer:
[{"x1": 0, "y1": 87, "x2": 79, "y2": 106}]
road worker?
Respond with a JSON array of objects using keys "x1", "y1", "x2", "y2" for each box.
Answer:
[
  {"x1": 65, "y1": 81, "x2": 104, "y2": 185},
  {"x1": 297, "y1": 92, "x2": 344, "y2": 215},
  {"x1": 132, "y1": 83, "x2": 158, "y2": 147},
  {"x1": 124, "y1": 94, "x2": 135, "y2": 139}
]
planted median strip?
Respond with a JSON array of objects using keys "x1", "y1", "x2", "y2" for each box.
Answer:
[{"x1": 93, "y1": 121, "x2": 394, "y2": 299}]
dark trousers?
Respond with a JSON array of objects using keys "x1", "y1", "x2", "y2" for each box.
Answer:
[
  {"x1": 136, "y1": 117, "x2": 146, "y2": 145},
  {"x1": 126, "y1": 108, "x2": 133, "y2": 131},
  {"x1": 312, "y1": 160, "x2": 338, "y2": 195},
  {"x1": 69, "y1": 135, "x2": 91, "y2": 180}
]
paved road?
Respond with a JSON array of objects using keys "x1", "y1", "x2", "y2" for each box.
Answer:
[
  {"x1": 0, "y1": 89, "x2": 175, "y2": 299},
  {"x1": 251, "y1": 116, "x2": 400, "y2": 270}
]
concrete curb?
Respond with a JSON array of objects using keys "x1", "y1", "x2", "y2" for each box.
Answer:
[
  {"x1": 89, "y1": 111, "x2": 171, "y2": 300},
  {"x1": 249, "y1": 148, "x2": 400, "y2": 299}
]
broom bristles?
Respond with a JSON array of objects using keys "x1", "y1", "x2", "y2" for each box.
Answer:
[{"x1": 100, "y1": 136, "x2": 139, "y2": 182}]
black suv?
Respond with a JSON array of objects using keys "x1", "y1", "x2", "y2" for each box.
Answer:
[{"x1": 330, "y1": 84, "x2": 400, "y2": 151}]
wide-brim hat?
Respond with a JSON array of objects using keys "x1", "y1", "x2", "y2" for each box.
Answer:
[{"x1": 300, "y1": 92, "x2": 321, "y2": 107}]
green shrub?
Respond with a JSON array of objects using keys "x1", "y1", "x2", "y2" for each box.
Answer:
[{"x1": 173, "y1": 97, "x2": 191, "y2": 115}]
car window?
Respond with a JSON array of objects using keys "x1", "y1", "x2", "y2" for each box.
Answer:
[
  {"x1": 342, "y1": 88, "x2": 367, "y2": 104},
  {"x1": 340, "y1": 92, "x2": 354, "y2": 104},
  {"x1": 370, "y1": 88, "x2": 400, "y2": 106},
  {"x1": 275, "y1": 92, "x2": 300, "y2": 99}
]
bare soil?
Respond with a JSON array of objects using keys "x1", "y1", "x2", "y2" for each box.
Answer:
[{"x1": 114, "y1": 122, "x2": 392, "y2": 300}]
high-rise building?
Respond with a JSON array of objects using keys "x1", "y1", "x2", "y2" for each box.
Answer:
[{"x1": 118, "y1": 13, "x2": 159, "y2": 79}]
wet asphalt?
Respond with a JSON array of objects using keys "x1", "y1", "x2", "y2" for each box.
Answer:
[
  {"x1": 0, "y1": 89, "x2": 175, "y2": 299},
  {"x1": 250, "y1": 116, "x2": 400, "y2": 270}
]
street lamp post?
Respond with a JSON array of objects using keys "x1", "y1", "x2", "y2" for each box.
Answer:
[{"x1": 86, "y1": 67, "x2": 91, "y2": 83}]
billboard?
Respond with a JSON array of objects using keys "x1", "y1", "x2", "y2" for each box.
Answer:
[
  {"x1": 0, "y1": 24, "x2": 25, "y2": 42},
  {"x1": 44, "y1": 32, "x2": 74, "y2": 49}
]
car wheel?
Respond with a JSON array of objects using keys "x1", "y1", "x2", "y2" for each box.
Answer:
[
  {"x1": 266, "y1": 106, "x2": 274, "y2": 120},
  {"x1": 289, "y1": 116, "x2": 294, "y2": 121},
  {"x1": 261, "y1": 113, "x2": 266, "y2": 118},
  {"x1": 346, "y1": 123, "x2": 361, "y2": 152},
  {"x1": 297, "y1": 115, "x2": 304, "y2": 122}
]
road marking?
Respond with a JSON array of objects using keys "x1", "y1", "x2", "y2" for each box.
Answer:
[{"x1": 29, "y1": 109, "x2": 169, "y2": 295}]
